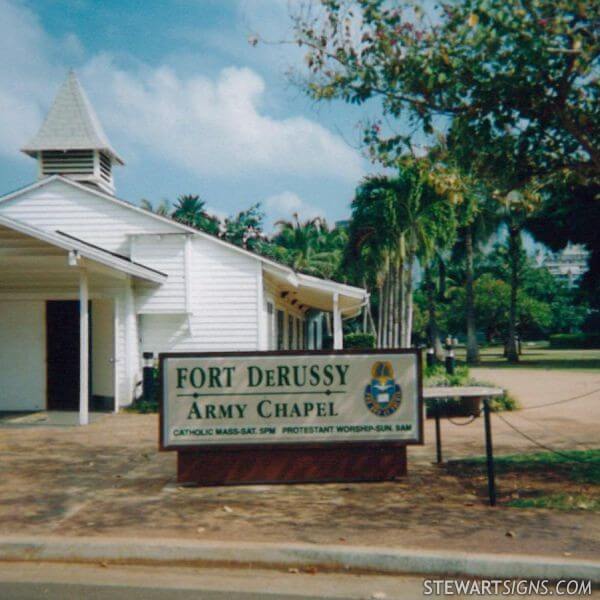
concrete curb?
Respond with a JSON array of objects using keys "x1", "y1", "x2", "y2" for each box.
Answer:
[{"x1": 0, "y1": 536, "x2": 598, "y2": 582}]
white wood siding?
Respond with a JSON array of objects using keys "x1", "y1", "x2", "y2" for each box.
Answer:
[
  {"x1": 133, "y1": 234, "x2": 186, "y2": 313},
  {"x1": 140, "y1": 237, "x2": 260, "y2": 353},
  {"x1": 0, "y1": 179, "x2": 179, "y2": 255}
]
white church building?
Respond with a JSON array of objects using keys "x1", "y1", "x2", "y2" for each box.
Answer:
[{"x1": 0, "y1": 73, "x2": 367, "y2": 424}]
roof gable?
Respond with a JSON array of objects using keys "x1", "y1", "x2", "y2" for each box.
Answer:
[{"x1": 0, "y1": 176, "x2": 191, "y2": 235}]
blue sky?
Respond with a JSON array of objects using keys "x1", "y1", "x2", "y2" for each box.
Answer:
[{"x1": 0, "y1": 0, "x2": 382, "y2": 229}]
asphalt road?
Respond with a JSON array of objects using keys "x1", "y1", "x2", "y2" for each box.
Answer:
[
  {"x1": 0, "y1": 562, "x2": 424, "y2": 600},
  {"x1": 0, "y1": 582, "x2": 348, "y2": 600},
  {"x1": 1, "y1": 563, "x2": 598, "y2": 599}
]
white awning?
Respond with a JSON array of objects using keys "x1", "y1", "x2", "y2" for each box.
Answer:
[{"x1": 263, "y1": 264, "x2": 368, "y2": 318}]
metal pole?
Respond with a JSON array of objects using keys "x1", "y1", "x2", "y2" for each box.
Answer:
[
  {"x1": 435, "y1": 399, "x2": 442, "y2": 464},
  {"x1": 483, "y1": 398, "x2": 497, "y2": 506},
  {"x1": 426, "y1": 347, "x2": 435, "y2": 368},
  {"x1": 445, "y1": 336, "x2": 455, "y2": 375}
]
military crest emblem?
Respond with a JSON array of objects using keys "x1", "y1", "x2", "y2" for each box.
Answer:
[{"x1": 364, "y1": 361, "x2": 402, "y2": 416}]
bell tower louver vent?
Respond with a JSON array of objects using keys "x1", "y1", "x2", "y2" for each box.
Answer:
[
  {"x1": 41, "y1": 150, "x2": 95, "y2": 176},
  {"x1": 21, "y1": 71, "x2": 123, "y2": 195}
]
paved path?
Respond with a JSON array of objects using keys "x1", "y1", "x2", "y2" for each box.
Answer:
[{"x1": 413, "y1": 368, "x2": 600, "y2": 464}]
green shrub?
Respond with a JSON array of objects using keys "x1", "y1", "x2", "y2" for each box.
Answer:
[
  {"x1": 487, "y1": 390, "x2": 519, "y2": 412},
  {"x1": 127, "y1": 367, "x2": 160, "y2": 414},
  {"x1": 344, "y1": 332, "x2": 376, "y2": 349},
  {"x1": 549, "y1": 333, "x2": 600, "y2": 349},
  {"x1": 424, "y1": 364, "x2": 469, "y2": 416},
  {"x1": 128, "y1": 398, "x2": 159, "y2": 414},
  {"x1": 424, "y1": 363, "x2": 470, "y2": 387},
  {"x1": 424, "y1": 365, "x2": 517, "y2": 415}
]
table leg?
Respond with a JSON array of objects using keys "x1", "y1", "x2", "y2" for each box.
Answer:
[{"x1": 435, "y1": 400, "x2": 442, "y2": 464}]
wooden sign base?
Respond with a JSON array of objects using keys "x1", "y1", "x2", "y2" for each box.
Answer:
[{"x1": 177, "y1": 444, "x2": 407, "y2": 486}]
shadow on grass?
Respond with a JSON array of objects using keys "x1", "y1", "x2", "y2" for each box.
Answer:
[
  {"x1": 448, "y1": 449, "x2": 600, "y2": 484},
  {"x1": 446, "y1": 450, "x2": 600, "y2": 512}
]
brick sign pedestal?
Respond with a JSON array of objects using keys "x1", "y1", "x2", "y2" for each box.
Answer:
[{"x1": 177, "y1": 444, "x2": 407, "y2": 485}]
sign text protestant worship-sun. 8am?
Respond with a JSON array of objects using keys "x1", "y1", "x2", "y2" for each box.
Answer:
[{"x1": 160, "y1": 351, "x2": 422, "y2": 449}]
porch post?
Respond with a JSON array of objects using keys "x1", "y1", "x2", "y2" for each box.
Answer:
[
  {"x1": 333, "y1": 292, "x2": 343, "y2": 350},
  {"x1": 79, "y1": 269, "x2": 89, "y2": 426},
  {"x1": 113, "y1": 297, "x2": 120, "y2": 413}
]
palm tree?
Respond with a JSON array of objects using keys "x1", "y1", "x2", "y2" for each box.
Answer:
[
  {"x1": 422, "y1": 253, "x2": 446, "y2": 359},
  {"x1": 172, "y1": 194, "x2": 205, "y2": 226},
  {"x1": 348, "y1": 163, "x2": 457, "y2": 348},
  {"x1": 498, "y1": 190, "x2": 539, "y2": 362},
  {"x1": 451, "y1": 196, "x2": 500, "y2": 364},
  {"x1": 272, "y1": 214, "x2": 343, "y2": 278},
  {"x1": 172, "y1": 194, "x2": 220, "y2": 235},
  {"x1": 140, "y1": 198, "x2": 171, "y2": 216}
]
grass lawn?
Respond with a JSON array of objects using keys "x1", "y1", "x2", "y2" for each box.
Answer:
[
  {"x1": 453, "y1": 344, "x2": 600, "y2": 371},
  {"x1": 447, "y1": 449, "x2": 600, "y2": 512}
]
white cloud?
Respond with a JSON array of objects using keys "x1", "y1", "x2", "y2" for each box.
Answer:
[
  {"x1": 0, "y1": 0, "x2": 63, "y2": 159},
  {"x1": 0, "y1": 0, "x2": 363, "y2": 183},
  {"x1": 83, "y1": 58, "x2": 362, "y2": 180},
  {"x1": 263, "y1": 190, "x2": 325, "y2": 231}
]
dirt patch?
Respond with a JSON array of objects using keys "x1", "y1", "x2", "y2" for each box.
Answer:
[{"x1": 0, "y1": 412, "x2": 598, "y2": 560}]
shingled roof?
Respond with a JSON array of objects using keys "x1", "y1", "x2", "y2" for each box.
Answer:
[{"x1": 21, "y1": 71, "x2": 124, "y2": 165}]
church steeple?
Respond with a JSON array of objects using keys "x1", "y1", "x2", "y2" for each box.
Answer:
[{"x1": 21, "y1": 71, "x2": 124, "y2": 194}]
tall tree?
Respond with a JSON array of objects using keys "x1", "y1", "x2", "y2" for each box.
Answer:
[
  {"x1": 347, "y1": 161, "x2": 457, "y2": 348},
  {"x1": 288, "y1": 0, "x2": 599, "y2": 328},
  {"x1": 272, "y1": 214, "x2": 345, "y2": 278},
  {"x1": 172, "y1": 194, "x2": 220, "y2": 235},
  {"x1": 222, "y1": 203, "x2": 267, "y2": 251},
  {"x1": 140, "y1": 198, "x2": 171, "y2": 216},
  {"x1": 292, "y1": 0, "x2": 598, "y2": 180}
]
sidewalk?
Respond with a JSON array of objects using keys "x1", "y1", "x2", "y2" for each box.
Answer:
[{"x1": 1, "y1": 535, "x2": 598, "y2": 582}]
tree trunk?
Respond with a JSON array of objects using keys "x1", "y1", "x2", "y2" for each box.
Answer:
[
  {"x1": 364, "y1": 283, "x2": 377, "y2": 340},
  {"x1": 405, "y1": 257, "x2": 414, "y2": 348},
  {"x1": 391, "y1": 258, "x2": 399, "y2": 347},
  {"x1": 506, "y1": 225, "x2": 521, "y2": 363},
  {"x1": 465, "y1": 226, "x2": 480, "y2": 364},
  {"x1": 389, "y1": 262, "x2": 395, "y2": 348},
  {"x1": 376, "y1": 284, "x2": 383, "y2": 348},
  {"x1": 362, "y1": 280, "x2": 368, "y2": 334},
  {"x1": 425, "y1": 264, "x2": 443, "y2": 359},
  {"x1": 398, "y1": 238, "x2": 406, "y2": 348},
  {"x1": 381, "y1": 275, "x2": 389, "y2": 348},
  {"x1": 367, "y1": 300, "x2": 377, "y2": 339}
]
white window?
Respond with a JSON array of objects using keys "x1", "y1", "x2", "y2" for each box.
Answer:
[
  {"x1": 288, "y1": 314, "x2": 294, "y2": 350},
  {"x1": 266, "y1": 302, "x2": 274, "y2": 350},
  {"x1": 276, "y1": 310, "x2": 285, "y2": 351}
]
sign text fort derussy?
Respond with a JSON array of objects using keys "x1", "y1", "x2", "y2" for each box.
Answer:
[{"x1": 160, "y1": 351, "x2": 422, "y2": 448}]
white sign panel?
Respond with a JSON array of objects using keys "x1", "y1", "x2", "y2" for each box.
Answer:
[{"x1": 160, "y1": 351, "x2": 422, "y2": 448}]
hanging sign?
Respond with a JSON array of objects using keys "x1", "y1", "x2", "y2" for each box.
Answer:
[{"x1": 160, "y1": 350, "x2": 422, "y2": 449}]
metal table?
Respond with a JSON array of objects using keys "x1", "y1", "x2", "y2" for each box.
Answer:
[{"x1": 424, "y1": 386, "x2": 505, "y2": 506}]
